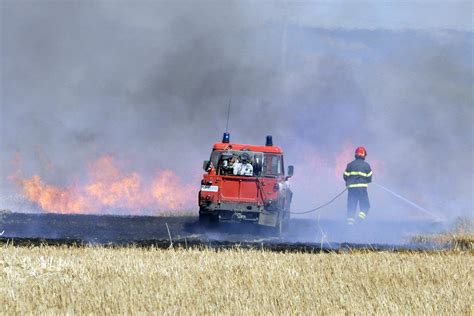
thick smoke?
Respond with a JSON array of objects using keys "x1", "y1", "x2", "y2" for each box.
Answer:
[{"x1": 0, "y1": 2, "x2": 472, "y2": 221}]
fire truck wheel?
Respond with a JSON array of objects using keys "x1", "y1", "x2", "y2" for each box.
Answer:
[
  {"x1": 209, "y1": 213, "x2": 219, "y2": 224},
  {"x1": 198, "y1": 213, "x2": 208, "y2": 225},
  {"x1": 199, "y1": 213, "x2": 219, "y2": 226}
]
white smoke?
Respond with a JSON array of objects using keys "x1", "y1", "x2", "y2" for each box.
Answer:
[{"x1": 0, "y1": 1, "x2": 472, "y2": 221}]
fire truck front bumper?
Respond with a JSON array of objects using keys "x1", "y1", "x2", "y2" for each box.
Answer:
[{"x1": 199, "y1": 201, "x2": 278, "y2": 226}]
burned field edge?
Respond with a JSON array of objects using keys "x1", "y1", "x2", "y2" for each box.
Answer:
[
  {"x1": 0, "y1": 212, "x2": 472, "y2": 253},
  {"x1": 1, "y1": 236, "x2": 472, "y2": 254}
]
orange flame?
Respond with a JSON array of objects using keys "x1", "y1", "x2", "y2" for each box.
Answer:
[
  {"x1": 85, "y1": 155, "x2": 144, "y2": 209},
  {"x1": 18, "y1": 175, "x2": 87, "y2": 213},
  {"x1": 151, "y1": 170, "x2": 195, "y2": 210},
  {"x1": 11, "y1": 155, "x2": 196, "y2": 214}
]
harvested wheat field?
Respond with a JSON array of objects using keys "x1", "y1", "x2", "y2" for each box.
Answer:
[{"x1": 0, "y1": 246, "x2": 472, "y2": 314}]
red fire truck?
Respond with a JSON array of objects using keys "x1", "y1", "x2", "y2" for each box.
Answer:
[{"x1": 199, "y1": 133, "x2": 294, "y2": 234}]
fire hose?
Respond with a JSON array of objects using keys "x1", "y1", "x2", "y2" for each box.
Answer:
[
  {"x1": 290, "y1": 183, "x2": 441, "y2": 221},
  {"x1": 290, "y1": 188, "x2": 347, "y2": 215},
  {"x1": 373, "y1": 183, "x2": 443, "y2": 221}
]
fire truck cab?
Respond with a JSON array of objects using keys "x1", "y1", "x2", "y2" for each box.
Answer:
[{"x1": 199, "y1": 133, "x2": 294, "y2": 234}]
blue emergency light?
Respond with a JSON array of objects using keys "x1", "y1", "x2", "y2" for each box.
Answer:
[
  {"x1": 222, "y1": 132, "x2": 230, "y2": 143},
  {"x1": 266, "y1": 135, "x2": 273, "y2": 146}
]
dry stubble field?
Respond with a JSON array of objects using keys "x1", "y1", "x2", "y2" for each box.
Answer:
[{"x1": 1, "y1": 245, "x2": 472, "y2": 314}]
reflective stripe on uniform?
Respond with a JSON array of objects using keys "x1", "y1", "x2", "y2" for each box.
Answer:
[
  {"x1": 358, "y1": 212, "x2": 366, "y2": 219},
  {"x1": 344, "y1": 171, "x2": 373, "y2": 177},
  {"x1": 347, "y1": 183, "x2": 369, "y2": 188}
]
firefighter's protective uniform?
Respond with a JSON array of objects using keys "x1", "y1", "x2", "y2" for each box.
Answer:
[
  {"x1": 343, "y1": 149, "x2": 372, "y2": 224},
  {"x1": 233, "y1": 160, "x2": 253, "y2": 176},
  {"x1": 232, "y1": 160, "x2": 242, "y2": 175},
  {"x1": 239, "y1": 163, "x2": 253, "y2": 176},
  {"x1": 233, "y1": 154, "x2": 253, "y2": 176}
]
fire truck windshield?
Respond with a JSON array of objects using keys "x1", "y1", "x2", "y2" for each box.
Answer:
[
  {"x1": 210, "y1": 150, "x2": 283, "y2": 177},
  {"x1": 262, "y1": 153, "x2": 284, "y2": 177}
]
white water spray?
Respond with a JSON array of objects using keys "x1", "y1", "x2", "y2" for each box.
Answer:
[{"x1": 374, "y1": 183, "x2": 443, "y2": 221}]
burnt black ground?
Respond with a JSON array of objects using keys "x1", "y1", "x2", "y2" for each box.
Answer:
[{"x1": 0, "y1": 212, "x2": 445, "y2": 251}]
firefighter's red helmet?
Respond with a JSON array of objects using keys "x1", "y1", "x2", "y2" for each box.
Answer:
[{"x1": 355, "y1": 146, "x2": 367, "y2": 158}]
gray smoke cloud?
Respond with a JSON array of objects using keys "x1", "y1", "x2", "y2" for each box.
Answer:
[{"x1": 0, "y1": 1, "x2": 472, "y2": 221}]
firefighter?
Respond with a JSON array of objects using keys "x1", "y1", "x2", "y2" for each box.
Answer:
[
  {"x1": 220, "y1": 153, "x2": 234, "y2": 174},
  {"x1": 233, "y1": 153, "x2": 253, "y2": 176},
  {"x1": 343, "y1": 146, "x2": 372, "y2": 225},
  {"x1": 239, "y1": 153, "x2": 253, "y2": 176},
  {"x1": 232, "y1": 157, "x2": 242, "y2": 175}
]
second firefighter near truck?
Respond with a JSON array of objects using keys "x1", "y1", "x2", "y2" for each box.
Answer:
[{"x1": 343, "y1": 146, "x2": 372, "y2": 225}]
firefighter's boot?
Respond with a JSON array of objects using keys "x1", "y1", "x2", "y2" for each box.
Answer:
[{"x1": 358, "y1": 211, "x2": 366, "y2": 220}]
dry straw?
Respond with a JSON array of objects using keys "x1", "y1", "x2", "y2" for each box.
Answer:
[{"x1": 1, "y1": 245, "x2": 472, "y2": 314}]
